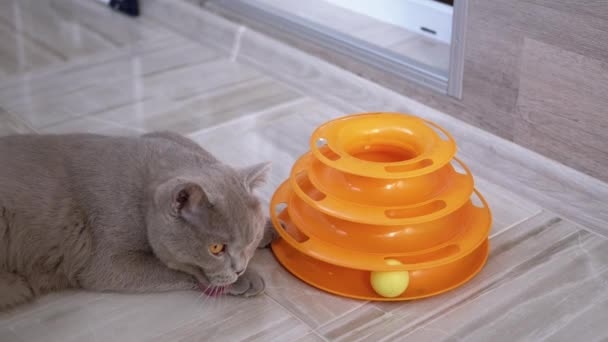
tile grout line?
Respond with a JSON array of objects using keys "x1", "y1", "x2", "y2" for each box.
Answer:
[
  {"x1": 263, "y1": 294, "x2": 331, "y2": 342},
  {"x1": 38, "y1": 69, "x2": 266, "y2": 134},
  {"x1": 234, "y1": 51, "x2": 361, "y2": 114},
  {"x1": 489, "y1": 208, "x2": 545, "y2": 240},
  {"x1": 170, "y1": 71, "x2": 263, "y2": 102},
  {"x1": 313, "y1": 300, "x2": 372, "y2": 336},
  {"x1": 308, "y1": 330, "x2": 330, "y2": 342},
  {"x1": 230, "y1": 26, "x2": 247, "y2": 62},
  {"x1": 544, "y1": 209, "x2": 608, "y2": 240},
  {"x1": 0, "y1": 33, "x2": 179, "y2": 90},
  {"x1": 34, "y1": 96, "x2": 154, "y2": 133},
  {"x1": 0, "y1": 108, "x2": 38, "y2": 134},
  {"x1": 143, "y1": 0, "x2": 235, "y2": 56},
  {"x1": 187, "y1": 97, "x2": 309, "y2": 139},
  {"x1": 60, "y1": 115, "x2": 146, "y2": 134}
]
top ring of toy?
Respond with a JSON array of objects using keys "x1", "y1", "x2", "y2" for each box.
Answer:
[{"x1": 310, "y1": 112, "x2": 456, "y2": 179}]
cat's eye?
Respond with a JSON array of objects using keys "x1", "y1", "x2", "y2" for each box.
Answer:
[{"x1": 209, "y1": 244, "x2": 225, "y2": 255}]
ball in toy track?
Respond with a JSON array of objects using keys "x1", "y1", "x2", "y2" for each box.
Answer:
[{"x1": 370, "y1": 259, "x2": 410, "y2": 298}]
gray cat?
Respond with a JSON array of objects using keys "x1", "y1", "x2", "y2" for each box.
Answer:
[{"x1": 0, "y1": 131, "x2": 277, "y2": 311}]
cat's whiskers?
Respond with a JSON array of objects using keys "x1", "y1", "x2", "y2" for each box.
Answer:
[
  {"x1": 193, "y1": 292, "x2": 205, "y2": 303},
  {"x1": 215, "y1": 286, "x2": 226, "y2": 309},
  {"x1": 213, "y1": 286, "x2": 226, "y2": 310},
  {"x1": 210, "y1": 286, "x2": 220, "y2": 309},
  {"x1": 195, "y1": 289, "x2": 207, "y2": 304},
  {"x1": 195, "y1": 285, "x2": 219, "y2": 320},
  {"x1": 193, "y1": 291, "x2": 208, "y2": 318},
  {"x1": 220, "y1": 285, "x2": 228, "y2": 308},
  {"x1": 196, "y1": 284, "x2": 213, "y2": 314}
]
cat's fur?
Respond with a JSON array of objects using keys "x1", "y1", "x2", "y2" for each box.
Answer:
[{"x1": 0, "y1": 131, "x2": 277, "y2": 311}]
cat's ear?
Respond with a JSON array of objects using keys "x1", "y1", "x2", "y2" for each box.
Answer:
[
  {"x1": 239, "y1": 161, "x2": 271, "y2": 192},
  {"x1": 171, "y1": 182, "x2": 211, "y2": 219}
]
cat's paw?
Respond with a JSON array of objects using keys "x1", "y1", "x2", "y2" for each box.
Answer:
[
  {"x1": 258, "y1": 218, "x2": 283, "y2": 249},
  {"x1": 226, "y1": 270, "x2": 265, "y2": 297}
]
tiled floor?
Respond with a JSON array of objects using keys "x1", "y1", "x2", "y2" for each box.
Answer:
[{"x1": 0, "y1": 0, "x2": 606, "y2": 341}]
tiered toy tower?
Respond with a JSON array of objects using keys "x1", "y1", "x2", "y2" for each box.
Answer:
[{"x1": 270, "y1": 113, "x2": 491, "y2": 301}]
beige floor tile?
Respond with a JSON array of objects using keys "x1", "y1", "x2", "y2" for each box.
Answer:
[
  {"x1": 0, "y1": 20, "x2": 61, "y2": 78},
  {"x1": 0, "y1": 36, "x2": 225, "y2": 129},
  {"x1": 145, "y1": 0, "x2": 239, "y2": 53},
  {"x1": 2, "y1": 290, "x2": 309, "y2": 342},
  {"x1": 316, "y1": 304, "x2": 386, "y2": 341},
  {"x1": 190, "y1": 98, "x2": 347, "y2": 205},
  {"x1": 0, "y1": 34, "x2": 304, "y2": 135},
  {"x1": 294, "y1": 332, "x2": 327, "y2": 342},
  {"x1": 96, "y1": 74, "x2": 301, "y2": 134},
  {"x1": 0, "y1": 0, "x2": 171, "y2": 77},
  {"x1": 0, "y1": 329, "x2": 22, "y2": 342},
  {"x1": 455, "y1": 133, "x2": 608, "y2": 238},
  {"x1": 251, "y1": 250, "x2": 366, "y2": 330},
  {"x1": 142, "y1": 294, "x2": 310, "y2": 342},
  {"x1": 0, "y1": 32, "x2": 213, "y2": 88},
  {"x1": 473, "y1": 176, "x2": 542, "y2": 236},
  {"x1": 40, "y1": 115, "x2": 142, "y2": 136},
  {"x1": 399, "y1": 227, "x2": 608, "y2": 341},
  {"x1": 187, "y1": 97, "x2": 311, "y2": 140},
  {"x1": 316, "y1": 212, "x2": 601, "y2": 341},
  {"x1": 0, "y1": 291, "x2": 106, "y2": 329},
  {"x1": 0, "y1": 106, "x2": 35, "y2": 136},
  {"x1": 191, "y1": 97, "x2": 343, "y2": 163}
]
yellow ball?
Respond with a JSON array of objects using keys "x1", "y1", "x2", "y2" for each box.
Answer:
[{"x1": 370, "y1": 259, "x2": 410, "y2": 298}]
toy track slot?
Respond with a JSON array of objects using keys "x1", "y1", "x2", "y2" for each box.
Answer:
[
  {"x1": 471, "y1": 191, "x2": 484, "y2": 208},
  {"x1": 274, "y1": 202, "x2": 287, "y2": 215},
  {"x1": 450, "y1": 159, "x2": 467, "y2": 175},
  {"x1": 319, "y1": 144, "x2": 340, "y2": 161},
  {"x1": 385, "y1": 200, "x2": 446, "y2": 219},
  {"x1": 385, "y1": 159, "x2": 433, "y2": 173},
  {"x1": 294, "y1": 171, "x2": 326, "y2": 201},
  {"x1": 385, "y1": 245, "x2": 460, "y2": 265},
  {"x1": 276, "y1": 205, "x2": 309, "y2": 243},
  {"x1": 347, "y1": 143, "x2": 419, "y2": 163},
  {"x1": 315, "y1": 138, "x2": 327, "y2": 148}
]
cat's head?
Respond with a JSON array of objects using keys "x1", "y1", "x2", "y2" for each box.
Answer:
[{"x1": 147, "y1": 162, "x2": 271, "y2": 288}]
